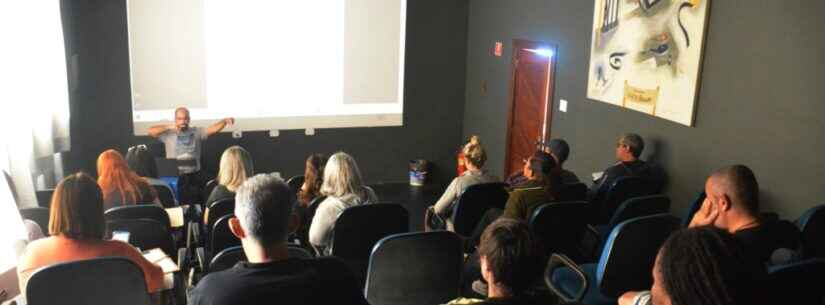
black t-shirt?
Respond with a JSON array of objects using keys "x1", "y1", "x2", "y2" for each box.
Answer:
[
  {"x1": 188, "y1": 257, "x2": 368, "y2": 305},
  {"x1": 206, "y1": 184, "x2": 235, "y2": 206},
  {"x1": 734, "y1": 219, "x2": 802, "y2": 265}
]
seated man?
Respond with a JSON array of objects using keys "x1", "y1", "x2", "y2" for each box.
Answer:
[
  {"x1": 445, "y1": 218, "x2": 542, "y2": 305},
  {"x1": 505, "y1": 139, "x2": 579, "y2": 187},
  {"x1": 188, "y1": 174, "x2": 367, "y2": 305},
  {"x1": 587, "y1": 133, "x2": 651, "y2": 201},
  {"x1": 689, "y1": 164, "x2": 801, "y2": 265}
]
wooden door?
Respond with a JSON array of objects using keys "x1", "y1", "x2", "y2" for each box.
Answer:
[{"x1": 504, "y1": 40, "x2": 556, "y2": 176}]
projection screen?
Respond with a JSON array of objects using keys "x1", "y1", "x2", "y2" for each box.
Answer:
[{"x1": 128, "y1": 0, "x2": 406, "y2": 134}]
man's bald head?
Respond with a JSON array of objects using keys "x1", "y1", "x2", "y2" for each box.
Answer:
[
  {"x1": 174, "y1": 107, "x2": 191, "y2": 131},
  {"x1": 706, "y1": 165, "x2": 759, "y2": 216}
]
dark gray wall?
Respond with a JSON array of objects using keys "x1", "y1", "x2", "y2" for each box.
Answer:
[
  {"x1": 64, "y1": 0, "x2": 470, "y2": 186},
  {"x1": 463, "y1": 0, "x2": 825, "y2": 218}
]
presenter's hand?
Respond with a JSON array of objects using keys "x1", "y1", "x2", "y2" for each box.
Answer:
[{"x1": 223, "y1": 118, "x2": 235, "y2": 126}]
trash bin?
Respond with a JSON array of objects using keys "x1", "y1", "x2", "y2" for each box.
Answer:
[{"x1": 409, "y1": 159, "x2": 429, "y2": 186}]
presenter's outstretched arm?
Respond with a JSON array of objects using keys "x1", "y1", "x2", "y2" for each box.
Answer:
[
  {"x1": 207, "y1": 118, "x2": 235, "y2": 136},
  {"x1": 147, "y1": 124, "x2": 175, "y2": 138}
]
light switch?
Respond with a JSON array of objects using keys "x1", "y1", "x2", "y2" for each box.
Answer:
[{"x1": 560, "y1": 99, "x2": 568, "y2": 112}]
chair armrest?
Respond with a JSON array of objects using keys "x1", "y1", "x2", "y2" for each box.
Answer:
[
  {"x1": 195, "y1": 247, "x2": 207, "y2": 273},
  {"x1": 187, "y1": 221, "x2": 201, "y2": 250},
  {"x1": 177, "y1": 248, "x2": 189, "y2": 271},
  {"x1": 545, "y1": 253, "x2": 589, "y2": 303}
]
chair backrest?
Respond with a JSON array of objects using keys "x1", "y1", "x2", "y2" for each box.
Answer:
[
  {"x1": 107, "y1": 219, "x2": 175, "y2": 257},
  {"x1": 206, "y1": 198, "x2": 235, "y2": 230},
  {"x1": 27, "y1": 257, "x2": 151, "y2": 305},
  {"x1": 332, "y1": 204, "x2": 409, "y2": 260},
  {"x1": 105, "y1": 204, "x2": 171, "y2": 229},
  {"x1": 19, "y1": 207, "x2": 50, "y2": 236},
  {"x1": 768, "y1": 258, "x2": 825, "y2": 305},
  {"x1": 597, "y1": 214, "x2": 680, "y2": 297},
  {"x1": 451, "y1": 182, "x2": 509, "y2": 236},
  {"x1": 529, "y1": 201, "x2": 590, "y2": 261},
  {"x1": 153, "y1": 185, "x2": 176, "y2": 208},
  {"x1": 560, "y1": 183, "x2": 587, "y2": 202},
  {"x1": 595, "y1": 176, "x2": 652, "y2": 224},
  {"x1": 606, "y1": 195, "x2": 671, "y2": 231},
  {"x1": 211, "y1": 214, "x2": 240, "y2": 255},
  {"x1": 35, "y1": 189, "x2": 55, "y2": 208},
  {"x1": 797, "y1": 205, "x2": 825, "y2": 259},
  {"x1": 365, "y1": 231, "x2": 463, "y2": 305},
  {"x1": 203, "y1": 179, "x2": 218, "y2": 204},
  {"x1": 681, "y1": 191, "x2": 706, "y2": 227},
  {"x1": 288, "y1": 245, "x2": 314, "y2": 259},
  {"x1": 209, "y1": 245, "x2": 246, "y2": 273}
]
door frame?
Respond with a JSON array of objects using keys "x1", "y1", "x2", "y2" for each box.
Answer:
[{"x1": 503, "y1": 39, "x2": 558, "y2": 175}]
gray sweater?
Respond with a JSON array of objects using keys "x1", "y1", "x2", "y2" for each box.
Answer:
[{"x1": 309, "y1": 186, "x2": 379, "y2": 256}]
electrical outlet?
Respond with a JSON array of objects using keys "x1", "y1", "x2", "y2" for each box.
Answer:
[
  {"x1": 305, "y1": 128, "x2": 315, "y2": 136},
  {"x1": 232, "y1": 130, "x2": 242, "y2": 139},
  {"x1": 269, "y1": 130, "x2": 279, "y2": 137}
]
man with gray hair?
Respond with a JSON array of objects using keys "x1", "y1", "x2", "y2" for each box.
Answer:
[
  {"x1": 587, "y1": 133, "x2": 652, "y2": 209},
  {"x1": 188, "y1": 174, "x2": 367, "y2": 305}
]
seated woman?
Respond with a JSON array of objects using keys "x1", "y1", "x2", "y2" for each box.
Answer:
[
  {"x1": 97, "y1": 149, "x2": 159, "y2": 211},
  {"x1": 619, "y1": 226, "x2": 769, "y2": 305},
  {"x1": 17, "y1": 173, "x2": 164, "y2": 295},
  {"x1": 429, "y1": 142, "x2": 499, "y2": 231},
  {"x1": 206, "y1": 146, "x2": 254, "y2": 205},
  {"x1": 125, "y1": 144, "x2": 176, "y2": 203},
  {"x1": 294, "y1": 154, "x2": 327, "y2": 245},
  {"x1": 309, "y1": 152, "x2": 378, "y2": 256}
]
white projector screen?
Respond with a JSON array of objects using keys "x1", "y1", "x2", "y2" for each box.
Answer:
[{"x1": 128, "y1": 0, "x2": 406, "y2": 134}]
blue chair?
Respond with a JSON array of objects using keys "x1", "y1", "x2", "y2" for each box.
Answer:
[
  {"x1": 560, "y1": 183, "x2": 588, "y2": 201},
  {"x1": 593, "y1": 176, "x2": 652, "y2": 225},
  {"x1": 286, "y1": 175, "x2": 305, "y2": 197},
  {"x1": 595, "y1": 195, "x2": 671, "y2": 239},
  {"x1": 105, "y1": 204, "x2": 171, "y2": 230},
  {"x1": 767, "y1": 258, "x2": 825, "y2": 305},
  {"x1": 797, "y1": 205, "x2": 825, "y2": 259},
  {"x1": 681, "y1": 191, "x2": 706, "y2": 227},
  {"x1": 546, "y1": 214, "x2": 680, "y2": 305},
  {"x1": 26, "y1": 257, "x2": 151, "y2": 305},
  {"x1": 529, "y1": 201, "x2": 591, "y2": 262},
  {"x1": 365, "y1": 231, "x2": 463, "y2": 305},
  {"x1": 451, "y1": 182, "x2": 509, "y2": 237}
]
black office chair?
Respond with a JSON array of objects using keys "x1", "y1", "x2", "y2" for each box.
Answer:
[
  {"x1": 797, "y1": 205, "x2": 825, "y2": 259},
  {"x1": 153, "y1": 184, "x2": 177, "y2": 208},
  {"x1": 332, "y1": 204, "x2": 409, "y2": 285},
  {"x1": 592, "y1": 176, "x2": 652, "y2": 225},
  {"x1": 205, "y1": 198, "x2": 235, "y2": 230},
  {"x1": 681, "y1": 191, "x2": 706, "y2": 227},
  {"x1": 19, "y1": 207, "x2": 50, "y2": 236},
  {"x1": 203, "y1": 179, "x2": 218, "y2": 205},
  {"x1": 595, "y1": 195, "x2": 671, "y2": 238},
  {"x1": 529, "y1": 201, "x2": 591, "y2": 262},
  {"x1": 365, "y1": 231, "x2": 463, "y2": 305},
  {"x1": 107, "y1": 219, "x2": 177, "y2": 260},
  {"x1": 208, "y1": 246, "x2": 246, "y2": 273},
  {"x1": 35, "y1": 189, "x2": 55, "y2": 208},
  {"x1": 546, "y1": 214, "x2": 680, "y2": 305},
  {"x1": 560, "y1": 183, "x2": 588, "y2": 201},
  {"x1": 26, "y1": 257, "x2": 151, "y2": 305},
  {"x1": 210, "y1": 214, "x2": 240, "y2": 256},
  {"x1": 451, "y1": 182, "x2": 509, "y2": 237},
  {"x1": 105, "y1": 205, "x2": 171, "y2": 229},
  {"x1": 767, "y1": 258, "x2": 825, "y2": 305}
]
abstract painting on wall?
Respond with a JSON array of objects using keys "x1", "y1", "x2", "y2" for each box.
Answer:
[{"x1": 587, "y1": 0, "x2": 710, "y2": 126}]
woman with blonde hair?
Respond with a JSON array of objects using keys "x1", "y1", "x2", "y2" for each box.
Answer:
[
  {"x1": 97, "y1": 149, "x2": 159, "y2": 211},
  {"x1": 309, "y1": 152, "x2": 378, "y2": 255},
  {"x1": 427, "y1": 141, "x2": 499, "y2": 231},
  {"x1": 17, "y1": 173, "x2": 164, "y2": 294},
  {"x1": 206, "y1": 146, "x2": 254, "y2": 205}
]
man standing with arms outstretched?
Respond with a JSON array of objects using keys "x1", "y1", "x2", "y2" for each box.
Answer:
[{"x1": 148, "y1": 107, "x2": 234, "y2": 205}]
